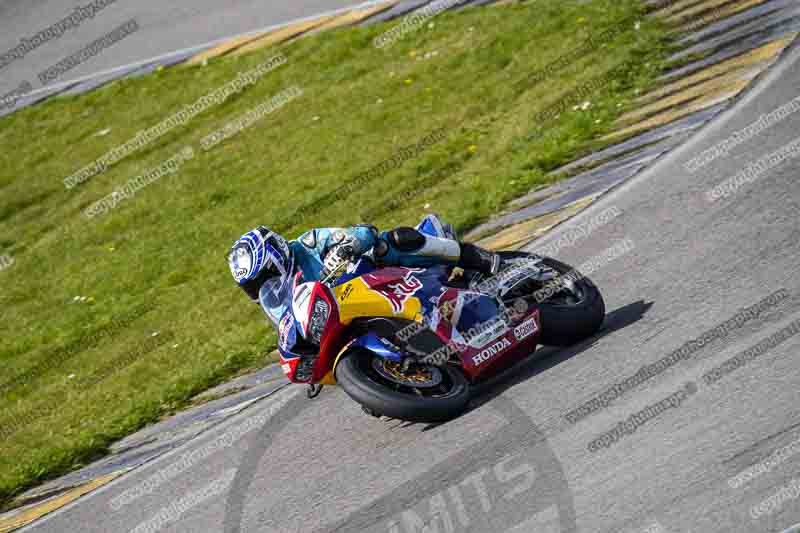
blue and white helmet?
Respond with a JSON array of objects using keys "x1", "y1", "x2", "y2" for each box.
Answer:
[{"x1": 228, "y1": 226, "x2": 292, "y2": 301}]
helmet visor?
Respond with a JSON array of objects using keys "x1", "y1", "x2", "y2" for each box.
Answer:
[{"x1": 228, "y1": 244, "x2": 254, "y2": 284}]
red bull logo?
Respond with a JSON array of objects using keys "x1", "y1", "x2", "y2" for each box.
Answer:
[{"x1": 363, "y1": 268, "x2": 424, "y2": 313}]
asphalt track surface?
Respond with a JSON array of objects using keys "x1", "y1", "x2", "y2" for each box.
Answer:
[
  {"x1": 0, "y1": 0, "x2": 361, "y2": 96},
  {"x1": 16, "y1": 13, "x2": 800, "y2": 533}
]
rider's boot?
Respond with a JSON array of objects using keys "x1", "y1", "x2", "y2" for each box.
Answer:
[{"x1": 457, "y1": 242, "x2": 501, "y2": 277}]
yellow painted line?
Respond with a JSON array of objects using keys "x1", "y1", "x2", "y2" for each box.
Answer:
[
  {"x1": 665, "y1": 0, "x2": 747, "y2": 24},
  {"x1": 638, "y1": 61, "x2": 762, "y2": 105},
  {"x1": 652, "y1": 0, "x2": 708, "y2": 18},
  {"x1": 603, "y1": 84, "x2": 743, "y2": 142},
  {"x1": 622, "y1": 71, "x2": 753, "y2": 125},
  {"x1": 186, "y1": 32, "x2": 272, "y2": 65},
  {"x1": 608, "y1": 33, "x2": 797, "y2": 140},
  {"x1": 0, "y1": 471, "x2": 126, "y2": 533},
  {"x1": 230, "y1": 15, "x2": 338, "y2": 57},
  {"x1": 188, "y1": 1, "x2": 398, "y2": 64},
  {"x1": 311, "y1": 1, "x2": 401, "y2": 33},
  {"x1": 477, "y1": 196, "x2": 597, "y2": 251},
  {"x1": 677, "y1": 0, "x2": 771, "y2": 30},
  {"x1": 638, "y1": 37, "x2": 788, "y2": 104},
  {"x1": 479, "y1": 3, "x2": 794, "y2": 250}
]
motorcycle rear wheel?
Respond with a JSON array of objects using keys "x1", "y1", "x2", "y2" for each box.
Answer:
[
  {"x1": 498, "y1": 252, "x2": 605, "y2": 346},
  {"x1": 335, "y1": 349, "x2": 470, "y2": 423}
]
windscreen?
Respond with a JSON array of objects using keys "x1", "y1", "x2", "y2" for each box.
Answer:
[{"x1": 258, "y1": 259, "x2": 298, "y2": 327}]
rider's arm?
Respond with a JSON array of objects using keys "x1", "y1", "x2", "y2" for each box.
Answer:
[
  {"x1": 313, "y1": 226, "x2": 378, "y2": 256},
  {"x1": 293, "y1": 225, "x2": 379, "y2": 280}
]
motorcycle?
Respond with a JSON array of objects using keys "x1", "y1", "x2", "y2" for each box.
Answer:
[{"x1": 268, "y1": 218, "x2": 605, "y2": 423}]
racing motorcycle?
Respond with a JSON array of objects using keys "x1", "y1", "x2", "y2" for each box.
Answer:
[{"x1": 272, "y1": 219, "x2": 605, "y2": 423}]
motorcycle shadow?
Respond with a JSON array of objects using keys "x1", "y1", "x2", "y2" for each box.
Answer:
[{"x1": 418, "y1": 299, "x2": 654, "y2": 431}]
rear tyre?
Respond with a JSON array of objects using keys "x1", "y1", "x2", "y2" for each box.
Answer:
[
  {"x1": 499, "y1": 252, "x2": 605, "y2": 346},
  {"x1": 335, "y1": 349, "x2": 470, "y2": 423}
]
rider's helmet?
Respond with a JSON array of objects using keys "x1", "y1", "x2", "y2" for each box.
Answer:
[{"x1": 228, "y1": 226, "x2": 292, "y2": 302}]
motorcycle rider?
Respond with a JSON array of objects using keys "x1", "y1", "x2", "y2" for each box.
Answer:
[{"x1": 227, "y1": 214, "x2": 501, "y2": 324}]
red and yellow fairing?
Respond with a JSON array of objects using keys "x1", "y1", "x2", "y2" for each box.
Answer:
[{"x1": 317, "y1": 274, "x2": 425, "y2": 385}]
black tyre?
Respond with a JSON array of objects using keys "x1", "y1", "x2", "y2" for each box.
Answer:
[
  {"x1": 499, "y1": 252, "x2": 605, "y2": 346},
  {"x1": 335, "y1": 349, "x2": 471, "y2": 423}
]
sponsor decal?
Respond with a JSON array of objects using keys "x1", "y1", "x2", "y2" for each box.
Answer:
[
  {"x1": 340, "y1": 284, "x2": 354, "y2": 301},
  {"x1": 472, "y1": 337, "x2": 512, "y2": 366},
  {"x1": 293, "y1": 284, "x2": 311, "y2": 306},
  {"x1": 278, "y1": 313, "x2": 294, "y2": 351},
  {"x1": 434, "y1": 288, "x2": 461, "y2": 325},
  {"x1": 514, "y1": 316, "x2": 538, "y2": 341},
  {"x1": 440, "y1": 299, "x2": 456, "y2": 322},
  {"x1": 292, "y1": 283, "x2": 315, "y2": 335},
  {"x1": 363, "y1": 268, "x2": 424, "y2": 313},
  {"x1": 467, "y1": 318, "x2": 509, "y2": 348},
  {"x1": 281, "y1": 363, "x2": 292, "y2": 375}
]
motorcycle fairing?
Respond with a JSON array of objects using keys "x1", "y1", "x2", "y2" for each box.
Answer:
[
  {"x1": 277, "y1": 254, "x2": 543, "y2": 384},
  {"x1": 458, "y1": 309, "x2": 541, "y2": 379},
  {"x1": 330, "y1": 267, "x2": 436, "y2": 324},
  {"x1": 350, "y1": 332, "x2": 404, "y2": 362}
]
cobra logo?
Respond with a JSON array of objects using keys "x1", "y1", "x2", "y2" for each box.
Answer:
[{"x1": 514, "y1": 316, "x2": 538, "y2": 341}]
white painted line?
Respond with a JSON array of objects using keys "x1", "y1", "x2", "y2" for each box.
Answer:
[
  {"x1": 16, "y1": 384, "x2": 300, "y2": 531},
  {"x1": 13, "y1": 0, "x2": 392, "y2": 102}
]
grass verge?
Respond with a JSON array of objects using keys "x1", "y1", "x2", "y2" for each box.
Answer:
[{"x1": 0, "y1": 0, "x2": 671, "y2": 504}]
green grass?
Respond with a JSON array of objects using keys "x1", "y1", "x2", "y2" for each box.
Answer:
[{"x1": 0, "y1": 0, "x2": 670, "y2": 504}]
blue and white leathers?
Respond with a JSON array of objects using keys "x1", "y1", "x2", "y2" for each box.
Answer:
[
  {"x1": 291, "y1": 215, "x2": 460, "y2": 282},
  {"x1": 259, "y1": 215, "x2": 462, "y2": 324}
]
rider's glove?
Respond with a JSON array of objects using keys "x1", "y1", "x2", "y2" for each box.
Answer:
[
  {"x1": 321, "y1": 241, "x2": 357, "y2": 279},
  {"x1": 335, "y1": 242, "x2": 356, "y2": 261}
]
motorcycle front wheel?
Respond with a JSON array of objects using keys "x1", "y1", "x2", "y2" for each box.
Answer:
[{"x1": 335, "y1": 348, "x2": 470, "y2": 423}]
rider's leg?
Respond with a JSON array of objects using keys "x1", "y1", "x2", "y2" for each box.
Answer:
[{"x1": 375, "y1": 227, "x2": 501, "y2": 276}]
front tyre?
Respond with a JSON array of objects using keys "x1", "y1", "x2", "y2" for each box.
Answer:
[{"x1": 335, "y1": 349, "x2": 470, "y2": 423}]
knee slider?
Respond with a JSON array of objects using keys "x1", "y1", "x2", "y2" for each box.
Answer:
[{"x1": 388, "y1": 227, "x2": 426, "y2": 252}]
